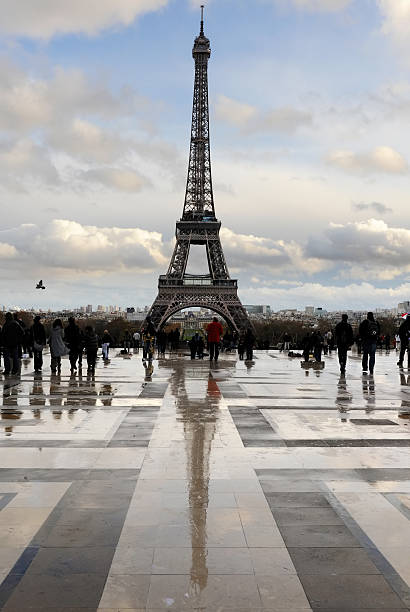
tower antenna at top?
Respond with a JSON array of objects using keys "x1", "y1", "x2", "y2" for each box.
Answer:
[{"x1": 200, "y1": 5, "x2": 204, "y2": 35}]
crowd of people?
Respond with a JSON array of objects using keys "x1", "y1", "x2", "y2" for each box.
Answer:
[
  {"x1": 1, "y1": 310, "x2": 408, "y2": 377},
  {"x1": 0, "y1": 314, "x2": 123, "y2": 376},
  {"x1": 294, "y1": 312, "x2": 410, "y2": 376}
]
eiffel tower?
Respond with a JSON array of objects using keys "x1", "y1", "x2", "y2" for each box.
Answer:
[{"x1": 147, "y1": 7, "x2": 251, "y2": 332}]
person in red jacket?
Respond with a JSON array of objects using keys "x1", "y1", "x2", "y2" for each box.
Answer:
[{"x1": 206, "y1": 317, "x2": 223, "y2": 362}]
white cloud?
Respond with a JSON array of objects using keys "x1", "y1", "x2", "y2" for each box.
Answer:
[
  {"x1": 0, "y1": 62, "x2": 141, "y2": 135},
  {"x1": 327, "y1": 146, "x2": 408, "y2": 175},
  {"x1": 378, "y1": 0, "x2": 410, "y2": 49},
  {"x1": 215, "y1": 95, "x2": 312, "y2": 134},
  {"x1": 220, "y1": 228, "x2": 327, "y2": 275},
  {"x1": 0, "y1": 243, "x2": 17, "y2": 258},
  {"x1": 241, "y1": 280, "x2": 410, "y2": 311},
  {"x1": 0, "y1": 139, "x2": 60, "y2": 189},
  {"x1": 306, "y1": 218, "x2": 410, "y2": 279},
  {"x1": 0, "y1": 219, "x2": 168, "y2": 273},
  {"x1": 79, "y1": 168, "x2": 148, "y2": 192},
  {"x1": 0, "y1": 0, "x2": 169, "y2": 39}
]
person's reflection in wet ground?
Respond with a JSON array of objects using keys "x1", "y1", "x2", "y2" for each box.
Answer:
[
  {"x1": 399, "y1": 371, "x2": 410, "y2": 420},
  {"x1": 143, "y1": 361, "x2": 154, "y2": 382},
  {"x1": 362, "y1": 375, "x2": 376, "y2": 413},
  {"x1": 30, "y1": 373, "x2": 46, "y2": 407},
  {"x1": 336, "y1": 374, "x2": 352, "y2": 422}
]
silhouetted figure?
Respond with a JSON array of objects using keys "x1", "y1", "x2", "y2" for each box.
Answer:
[
  {"x1": 1, "y1": 312, "x2": 24, "y2": 375},
  {"x1": 206, "y1": 317, "x2": 223, "y2": 362},
  {"x1": 84, "y1": 326, "x2": 98, "y2": 373},
  {"x1": 384, "y1": 334, "x2": 390, "y2": 351},
  {"x1": 101, "y1": 330, "x2": 113, "y2": 360},
  {"x1": 30, "y1": 315, "x2": 46, "y2": 373},
  {"x1": 335, "y1": 314, "x2": 354, "y2": 375},
  {"x1": 244, "y1": 328, "x2": 256, "y2": 361},
  {"x1": 238, "y1": 332, "x2": 245, "y2": 360},
  {"x1": 157, "y1": 330, "x2": 167, "y2": 356},
  {"x1": 123, "y1": 330, "x2": 132, "y2": 353},
  {"x1": 302, "y1": 332, "x2": 312, "y2": 362},
  {"x1": 196, "y1": 335, "x2": 205, "y2": 359},
  {"x1": 397, "y1": 318, "x2": 410, "y2": 368},
  {"x1": 313, "y1": 330, "x2": 323, "y2": 362},
  {"x1": 65, "y1": 317, "x2": 82, "y2": 373},
  {"x1": 282, "y1": 332, "x2": 291, "y2": 352},
  {"x1": 359, "y1": 312, "x2": 380, "y2": 375}
]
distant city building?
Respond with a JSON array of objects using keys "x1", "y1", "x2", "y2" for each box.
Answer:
[
  {"x1": 305, "y1": 306, "x2": 314, "y2": 315},
  {"x1": 398, "y1": 301, "x2": 410, "y2": 313},
  {"x1": 86, "y1": 305, "x2": 93, "y2": 313},
  {"x1": 244, "y1": 305, "x2": 271, "y2": 316}
]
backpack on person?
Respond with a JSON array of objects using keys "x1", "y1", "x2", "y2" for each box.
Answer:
[{"x1": 367, "y1": 320, "x2": 379, "y2": 339}]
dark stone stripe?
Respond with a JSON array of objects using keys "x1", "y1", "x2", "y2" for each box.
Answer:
[
  {"x1": 0, "y1": 468, "x2": 139, "y2": 481},
  {"x1": 261, "y1": 486, "x2": 410, "y2": 610},
  {"x1": 247, "y1": 439, "x2": 410, "y2": 448},
  {"x1": 0, "y1": 440, "x2": 108, "y2": 447},
  {"x1": 0, "y1": 492, "x2": 17, "y2": 509},
  {"x1": 0, "y1": 472, "x2": 139, "y2": 609}
]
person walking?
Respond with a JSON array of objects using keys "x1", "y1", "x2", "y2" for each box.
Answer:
[
  {"x1": 335, "y1": 314, "x2": 354, "y2": 375},
  {"x1": 397, "y1": 317, "x2": 410, "y2": 368},
  {"x1": 189, "y1": 333, "x2": 199, "y2": 360},
  {"x1": 1, "y1": 312, "x2": 24, "y2": 375},
  {"x1": 359, "y1": 312, "x2": 380, "y2": 375},
  {"x1": 49, "y1": 319, "x2": 67, "y2": 374},
  {"x1": 30, "y1": 315, "x2": 46, "y2": 373},
  {"x1": 65, "y1": 317, "x2": 82, "y2": 374},
  {"x1": 244, "y1": 328, "x2": 256, "y2": 361},
  {"x1": 101, "y1": 329, "x2": 113, "y2": 360},
  {"x1": 133, "y1": 330, "x2": 140, "y2": 352},
  {"x1": 84, "y1": 325, "x2": 99, "y2": 373},
  {"x1": 302, "y1": 332, "x2": 312, "y2": 362},
  {"x1": 196, "y1": 334, "x2": 205, "y2": 359},
  {"x1": 123, "y1": 330, "x2": 132, "y2": 354},
  {"x1": 282, "y1": 332, "x2": 291, "y2": 352},
  {"x1": 313, "y1": 330, "x2": 324, "y2": 362},
  {"x1": 206, "y1": 317, "x2": 223, "y2": 362},
  {"x1": 157, "y1": 330, "x2": 167, "y2": 356},
  {"x1": 237, "y1": 332, "x2": 245, "y2": 360}
]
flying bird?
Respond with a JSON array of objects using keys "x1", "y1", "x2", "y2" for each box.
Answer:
[{"x1": 36, "y1": 280, "x2": 46, "y2": 290}]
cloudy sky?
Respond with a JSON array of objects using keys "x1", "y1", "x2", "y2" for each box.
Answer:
[{"x1": 0, "y1": 0, "x2": 410, "y2": 311}]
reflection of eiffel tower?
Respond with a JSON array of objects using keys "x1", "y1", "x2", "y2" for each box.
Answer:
[
  {"x1": 161, "y1": 358, "x2": 223, "y2": 593},
  {"x1": 147, "y1": 8, "x2": 251, "y2": 333}
]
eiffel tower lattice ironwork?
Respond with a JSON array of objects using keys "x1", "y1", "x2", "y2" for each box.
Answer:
[{"x1": 147, "y1": 7, "x2": 251, "y2": 332}]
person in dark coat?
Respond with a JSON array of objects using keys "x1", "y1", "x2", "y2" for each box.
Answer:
[
  {"x1": 84, "y1": 325, "x2": 99, "y2": 373},
  {"x1": 30, "y1": 315, "x2": 47, "y2": 373},
  {"x1": 2, "y1": 312, "x2": 24, "y2": 375},
  {"x1": 157, "y1": 330, "x2": 167, "y2": 356},
  {"x1": 397, "y1": 318, "x2": 410, "y2": 368},
  {"x1": 359, "y1": 312, "x2": 380, "y2": 375},
  {"x1": 312, "y1": 330, "x2": 323, "y2": 362},
  {"x1": 101, "y1": 330, "x2": 113, "y2": 360},
  {"x1": 244, "y1": 328, "x2": 256, "y2": 361},
  {"x1": 64, "y1": 317, "x2": 82, "y2": 373},
  {"x1": 196, "y1": 335, "x2": 205, "y2": 359},
  {"x1": 302, "y1": 332, "x2": 312, "y2": 362},
  {"x1": 237, "y1": 332, "x2": 245, "y2": 360},
  {"x1": 335, "y1": 314, "x2": 354, "y2": 375},
  {"x1": 189, "y1": 333, "x2": 199, "y2": 359}
]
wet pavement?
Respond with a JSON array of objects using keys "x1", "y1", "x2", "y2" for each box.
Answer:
[{"x1": 0, "y1": 348, "x2": 409, "y2": 610}]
